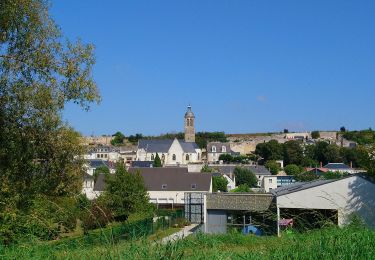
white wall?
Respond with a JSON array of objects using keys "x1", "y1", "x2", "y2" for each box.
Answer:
[
  {"x1": 277, "y1": 176, "x2": 375, "y2": 227},
  {"x1": 262, "y1": 176, "x2": 278, "y2": 192}
]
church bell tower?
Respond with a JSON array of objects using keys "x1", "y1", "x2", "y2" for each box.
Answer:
[{"x1": 184, "y1": 105, "x2": 195, "y2": 142}]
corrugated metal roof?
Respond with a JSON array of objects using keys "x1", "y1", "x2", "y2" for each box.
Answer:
[{"x1": 271, "y1": 179, "x2": 336, "y2": 196}]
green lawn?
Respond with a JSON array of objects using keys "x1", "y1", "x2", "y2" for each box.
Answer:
[{"x1": 1, "y1": 225, "x2": 375, "y2": 259}]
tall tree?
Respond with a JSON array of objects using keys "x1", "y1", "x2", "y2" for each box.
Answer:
[
  {"x1": 99, "y1": 164, "x2": 152, "y2": 221},
  {"x1": 234, "y1": 167, "x2": 257, "y2": 187},
  {"x1": 153, "y1": 153, "x2": 162, "y2": 167},
  {"x1": 212, "y1": 176, "x2": 228, "y2": 192},
  {"x1": 283, "y1": 140, "x2": 303, "y2": 165},
  {"x1": 255, "y1": 140, "x2": 283, "y2": 161},
  {"x1": 0, "y1": 0, "x2": 99, "y2": 208},
  {"x1": 111, "y1": 131, "x2": 125, "y2": 146}
]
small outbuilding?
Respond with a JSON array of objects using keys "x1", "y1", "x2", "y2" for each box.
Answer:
[{"x1": 272, "y1": 175, "x2": 375, "y2": 234}]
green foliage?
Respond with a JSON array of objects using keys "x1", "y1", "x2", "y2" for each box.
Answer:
[
  {"x1": 212, "y1": 176, "x2": 228, "y2": 192},
  {"x1": 322, "y1": 171, "x2": 345, "y2": 180},
  {"x1": 343, "y1": 129, "x2": 375, "y2": 145},
  {"x1": 294, "y1": 171, "x2": 319, "y2": 182},
  {"x1": 201, "y1": 165, "x2": 214, "y2": 173},
  {"x1": 218, "y1": 154, "x2": 253, "y2": 164},
  {"x1": 81, "y1": 201, "x2": 113, "y2": 232},
  {"x1": 265, "y1": 161, "x2": 281, "y2": 175},
  {"x1": 283, "y1": 140, "x2": 303, "y2": 165},
  {"x1": 196, "y1": 132, "x2": 228, "y2": 149},
  {"x1": 233, "y1": 167, "x2": 257, "y2": 187},
  {"x1": 230, "y1": 184, "x2": 251, "y2": 192},
  {"x1": 2, "y1": 225, "x2": 375, "y2": 259},
  {"x1": 99, "y1": 164, "x2": 153, "y2": 221},
  {"x1": 255, "y1": 140, "x2": 283, "y2": 161},
  {"x1": 153, "y1": 153, "x2": 162, "y2": 167},
  {"x1": 127, "y1": 133, "x2": 143, "y2": 144},
  {"x1": 0, "y1": 0, "x2": 99, "y2": 243},
  {"x1": 284, "y1": 164, "x2": 303, "y2": 176},
  {"x1": 0, "y1": 196, "x2": 80, "y2": 244},
  {"x1": 311, "y1": 131, "x2": 320, "y2": 139},
  {"x1": 111, "y1": 132, "x2": 126, "y2": 146},
  {"x1": 94, "y1": 165, "x2": 110, "y2": 182}
]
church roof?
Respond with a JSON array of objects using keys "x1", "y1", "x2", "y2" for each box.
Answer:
[
  {"x1": 138, "y1": 139, "x2": 199, "y2": 153},
  {"x1": 138, "y1": 139, "x2": 174, "y2": 153},
  {"x1": 179, "y1": 140, "x2": 199, "y2": 153},
  {"x1": 184, "y1": 105, "x2": 195, "y2": 118}
]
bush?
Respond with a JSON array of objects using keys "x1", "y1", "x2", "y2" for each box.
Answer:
[
  {"x1": 0, "y1": 195, "x2": 80, "y2": 244},
  {"x1": 81, "y1": 202, "x2": 113, "y2": 233},
  {"x1": 284, "y1": 164, "x2": 302, "y2": 176},
  {"x1": 265, "y1": 161, "x2": 281, "y2": 175}
]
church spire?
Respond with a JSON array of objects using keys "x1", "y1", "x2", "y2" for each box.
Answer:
[{"x1": 184, "y1": 105, "x2": 195, "y2": 142}]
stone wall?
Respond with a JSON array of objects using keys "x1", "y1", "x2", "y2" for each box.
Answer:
[{"x1": 206, "y1": 193, "x2": 274, "y2": 211}]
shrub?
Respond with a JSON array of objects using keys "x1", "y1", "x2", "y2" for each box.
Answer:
[{"x1": 81, "y1": 202, "x2": 113, "y2": 233}]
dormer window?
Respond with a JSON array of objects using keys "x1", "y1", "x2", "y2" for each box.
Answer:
[
  {"x1": 162, "y1": 184, "x2": 167, "y2": 190},
  {"x1": 222, "y1": 146, "x2": 226, "y2": 153},
  {"x1": 212, "y1": 146, "x2": 216, "y2": 153},
  {"x1": 191, "y1": 184, "x2": 197, "y2": 189},
  {"x1": 186, "y1": 154, "x2": 190, "y2": 161}
]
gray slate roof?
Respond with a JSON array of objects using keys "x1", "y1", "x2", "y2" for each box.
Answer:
[
  {"x1": 138, "y1": 139, "x2": 199, "y2": 153},
  {"x1": 131, "y1": 161, "x2": 154, "y2": 168},
  {"x1": 88, "y1": 159, "x2": 110, "y2": 169},
  {"x1": 324, "y1": 163, "x2": 351, "y2": 170},
  {"x1": 212, "y1": 165, "x2": 271, "y2": 176},
  {"x1": 94, "y1": 167, "x2": 210, "y2": 192}
]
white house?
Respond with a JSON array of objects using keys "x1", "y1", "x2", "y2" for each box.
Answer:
[
  {"x1": 91, "y1": 167, "x2": 212, "y2": 207},
  {"x1": 82, "y1": 159, "x2": 115, "y2": 200},
  {"x1": 206, "y1": 142, "x2": 239, "y2": 163}
]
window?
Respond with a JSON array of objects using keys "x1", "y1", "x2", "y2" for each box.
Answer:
[
  {"x1": 162, "y1": 184, "x2": 167, "y2": 190},
  {"x1": 191, "y1": 184, "x2": 197, "y2": 189},
  {"x1": 97, "y1": 154, "x2": 100, "y2": 158},
  {"x1": 269, "y1": 179, "x2": 273, "y2": 184},
  {"x1": 212, "y1": 146, "x2": 216, "y2": 153},
  {"x1": 151, "y1": 154, "x2": 154, "y2": 160},
  {"x1": 222, "y1": 146, "x2": 226, "y2": 153},
  {"x1": 186, "y1": 154, "x2": 190, "y2": 161},
  {"x1": 172, "y1": 154, "x2": 176, "y2": 161},
  {"x1": 198, "y1": 153, "x2": 200, "y2": 160},
  {"x1": 161, "y1": 154, "x2": 165, "y2": 161},
  {"x1": 104, "y1": 154, "x2": 107, "y2": 158}
]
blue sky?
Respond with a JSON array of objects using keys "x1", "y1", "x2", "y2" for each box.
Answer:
[{"x1": 52, "y1": 0, "x2": 375, "y2": 136}]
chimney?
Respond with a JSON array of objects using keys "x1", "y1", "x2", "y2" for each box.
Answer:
[
  {"x1": 320, "y1": 162, "x2": 323, "y2": 168},
  {"x1": 350, "y1": 161, "x2": 353, "y2": 168}
]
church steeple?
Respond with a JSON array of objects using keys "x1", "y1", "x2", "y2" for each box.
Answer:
[{"x1": 184, "y1": 105, "x2": 195, "y2": 142}]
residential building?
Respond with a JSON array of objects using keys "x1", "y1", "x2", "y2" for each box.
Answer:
[
  {"x1": 92, "y1": 167, "x2": 212, "y2": 207},
  {"x1": 206, "y1": 142, "x2": 239, "y2": 163},
  {"x1": 83, "y1": 159, "x2": 115, "y2": 200}
]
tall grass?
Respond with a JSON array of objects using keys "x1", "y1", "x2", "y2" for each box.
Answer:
[{"x1": 1, "y1": 224, "x2": 374, "y2": 259}]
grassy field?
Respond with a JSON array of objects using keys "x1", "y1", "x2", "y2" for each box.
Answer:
[{"x1": 1, "y1": 225, "x2": 374, "y2": 259}]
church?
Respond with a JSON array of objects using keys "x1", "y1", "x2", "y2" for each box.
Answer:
[{"x1": 136, "y1": 106, "x2": 202, "y2": 165}]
